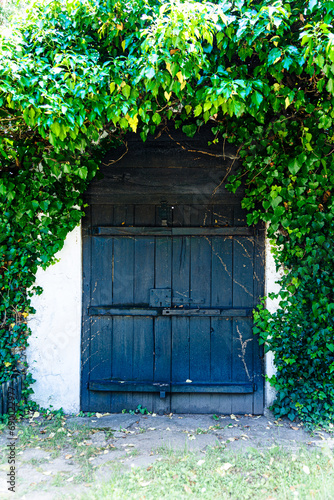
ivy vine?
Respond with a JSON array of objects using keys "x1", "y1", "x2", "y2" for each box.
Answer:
[{"x1": 1, "y1": 0, "x2": 334, "y2": 426}]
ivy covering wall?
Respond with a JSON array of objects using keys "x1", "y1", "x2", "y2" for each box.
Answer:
[{"x1": 1, "y1": 0, "x2": 334, "y2": 426}]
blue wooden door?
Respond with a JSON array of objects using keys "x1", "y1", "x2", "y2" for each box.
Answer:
[{"x1": 81, "y1": 203, "x2": 264, "y2": 414}]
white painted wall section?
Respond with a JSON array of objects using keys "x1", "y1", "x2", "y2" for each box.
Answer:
[
  {"x1": 264, "y1": 236, "x2": 284, "y2": 407},
  {"x1": 27, "y1": 225, "x2": 82, "y2": 414}
]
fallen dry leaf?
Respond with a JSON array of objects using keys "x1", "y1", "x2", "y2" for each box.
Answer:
[
  {"x1": 184, "y1": 484, "x2": 192, "y2": 494},
  {"x1": 139, "y1": 480, "x2": 152, "y2": 487},
  {"x1": 65, "y1": 454, "x2": 73, "y2": 460},
  {"x1": 303, "y1": 465, "x2": 310, "y2": 474}
]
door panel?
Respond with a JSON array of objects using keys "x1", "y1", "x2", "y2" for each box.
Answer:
[{"x1": 82, "y1": 203, "x2": 265, "y2": 414}]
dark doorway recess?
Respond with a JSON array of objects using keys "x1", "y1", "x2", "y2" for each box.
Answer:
[{"x1": 81, "y1": 128, "x2": 265, "y2": 414}]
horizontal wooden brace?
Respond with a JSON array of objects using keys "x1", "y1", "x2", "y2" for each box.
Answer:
[
  {"x1": 88, "y1": 380, "x2": 255, "y2": 394},
  {"x1": 92, "y1": 226, "x2": 254, "y2": 237},
  {"x1": 162, "y1": 308, "x2": 221, "y2": 316},
  {"x1": 89, "y1": 307, "x2": 159, "y2": 317},
  {"x1": 88, "y1": 307, "x2": 253, "y2": 317}
]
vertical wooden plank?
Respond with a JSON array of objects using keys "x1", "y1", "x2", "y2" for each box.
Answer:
[
  {"x1": 213, "y1": 205, "x2": 233, "y2": 227},
  {"x1": 113, "y1": 205, "x2": 134, "y2": 226},
  {"x1": 172, "y1": 205, "x2": 191, "y2": 226},
  {"x1": 135, "y1": 205, "x2": 156, "y2": 226},
  {"x1": 89, "y1": 317, "x2": 112, "y2": 411},
  {"x1": 112, "y1": 317, "x2": 134, "y2": 412},
  {"x1": 154, "y1": 235, "x2": 172, "y2": 414},
  {"x1": 154, "y1": 319, "x2": 171, "y2": 384},
  {"x1": 155, "y1": 237, "x2": 172, "y2": 288},
  {"x1": 231, "y1": 318, "x2": 253, "y2": 414},
  {"x1": 172, "y1": 236, "x2": 190, "y2": 303},
  {"x1": 91, "y1": 204, "x2": 114, "y2": 226},
  {"x1": 183, "y1": 205, "x2": 191, "y2": 226},
  {"x1": 81, "y1": 205, "x2": 92, "y2": 411},
  {"x1": 171, "y1": 235, "x2": 190, "y2": 410},
  {"x1": 112, "y1": 227, "x2": 135, "y2": 410},
  {"x1": 188, "y1": 317, "x2": 211, "y2": 412},
  {"x1": 172, "y1": 205, "x2": 183, "y2": 227},
  {"x1": 188, "y1": 205, "x2": 211, "y2": 412},
  {"x1": 211, "y1": 237, "x2": 233, "y2": 308},
  {"x1": 233, "y1": 237, "x2": 254, "y2": 308},
  {"x1": 190, "y1": 236, "x2": 211, "y2": 306},
  {"x1": 171, "y1": 316, "x2": 190, "y2": 413},
  {"x1": 210, "y1": 318, "x2": 233, "y2": 414},
  {"x1": 134, "y1": 237, "x2": 155, "y2": 305},
  {"x1": 132, "y1": 318, "x2": 154, "y2": 411},
  {"x1": 190, "y1": 205, "x2": 210, "y2": 227},
  {"x1": 132, "y1": 215, "x2": 155, "y2": 410},
  {"x1": 113, "y1": 236, "x2": 135, "y2": 305},
  {"x1": 233, "y1": 206, "x2": 248, "y2": 227},
  {"x1": 91, "y1": 236, "x2": 113, "y2": 306}
]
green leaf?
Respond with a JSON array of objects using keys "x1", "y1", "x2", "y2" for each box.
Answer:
[
  {"x1": 182, "y1": 124, "x2": 197, "y2": 137},
  {"x1": 288, "y1": 159, "x2": 302, "y2": 175},
  {"x1": 326, "y1": 79, "x2": 334, "y2": 94},
  {"x1": 122, "y1": 85, "x2": 131, "y2": 99},
  {"x1": 78, "y1": 167, "x2": 88, "y2": 179},
  {"x1": 194, "y1": 104, "x2": 202, "y2": 117},
  {"x1": 251, "y1": 91, "x2": 263, "y2": 108}
]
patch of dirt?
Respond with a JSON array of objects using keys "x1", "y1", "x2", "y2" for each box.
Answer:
[{"x1": 0, "y1": 411, "x2": 332, "y2": 499}]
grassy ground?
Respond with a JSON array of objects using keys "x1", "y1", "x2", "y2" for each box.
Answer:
[
  {"x1": 85, "y1": 446, "x2": 334, "y2": 500},
  {"x1": 1, "y1": 414, "x2": 334, "y2": 499}
]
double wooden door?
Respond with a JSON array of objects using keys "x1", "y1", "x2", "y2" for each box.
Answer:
[{"x1": 81, "y1": 203, "x2": 264, "y2": 414}]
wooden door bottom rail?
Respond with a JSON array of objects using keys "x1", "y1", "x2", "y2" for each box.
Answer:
[
  {"x1": 88, "y1": 307, "x2": 253, "y2": 317},
  {"x1": 88, "y1": 380, "x2": 256, "y2": 398}
]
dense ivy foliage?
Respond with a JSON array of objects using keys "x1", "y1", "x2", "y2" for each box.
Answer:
[{"x1": 1, "y1": 0, "x2": 334, "y2": 425}]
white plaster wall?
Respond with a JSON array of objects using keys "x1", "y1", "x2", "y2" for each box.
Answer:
[
  {"x1": 264, "y1": 236, "x2": 284, "y2": 407},
  {"x1": 27, "y1": 225, "x2": 82, "y2": 414}
]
